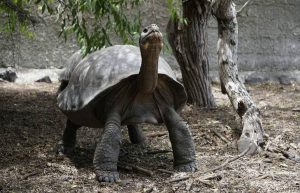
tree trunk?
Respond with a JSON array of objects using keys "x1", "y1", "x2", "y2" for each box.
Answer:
[
  {"x1": 166, "y1": 0, "x2": 215, "y2": 107},
  {"x1": 212, "y1": 0, "x2": 264, "y2": 154}
]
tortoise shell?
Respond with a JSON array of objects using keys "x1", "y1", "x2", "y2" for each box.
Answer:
[{"x1": 57, "y1": 45, "x2": 186, "y2": 113}]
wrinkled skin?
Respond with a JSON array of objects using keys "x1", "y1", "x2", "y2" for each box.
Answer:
[{"x1": 57, "y1": 24, "x2": 197, "y2": 183}]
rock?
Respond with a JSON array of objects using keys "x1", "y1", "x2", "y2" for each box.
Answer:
[
  {"x1": 35, "y1": 76, "x2": 52, "y2": 83},
  {"x1": 244, "y1": 76, "x2": 268, "y2": 84},
  {"x1": 0, "y1": 68, "x2": 17, "y2": 82},
  {"x1": 278, "y1": 76, "x2": 295, "y2": 85}
]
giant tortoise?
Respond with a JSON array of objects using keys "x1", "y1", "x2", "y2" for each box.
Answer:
[{"x1": 57, "y1": 24, "x2": 196, "y2": 182}]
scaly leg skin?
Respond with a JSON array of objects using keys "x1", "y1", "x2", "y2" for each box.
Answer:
[
  {"x1": 94, "y1": 113, "x2": 122, "y2": 183},
  {"x1": 163, "y1": 107, "x2": 197, "y2": 172},
  {"x1": 127, "y1": 124, "x2": 147, "y2": 146},
  {"x1": 57, "y1": 119, "x2": 81, "y2": 155}
]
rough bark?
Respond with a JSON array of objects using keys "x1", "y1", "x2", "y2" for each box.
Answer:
[
  {"x1": 212, "y1": 0, "x2": 264, "y2": 154},
  {"x1": 166, "y1": 0, "x2": 215, "y2": 107}
]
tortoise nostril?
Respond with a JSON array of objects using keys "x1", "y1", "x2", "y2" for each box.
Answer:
[{"x1": 151, "y1": 24, "x2": 159, "y2": 30}]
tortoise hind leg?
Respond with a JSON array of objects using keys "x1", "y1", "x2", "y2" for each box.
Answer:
[
  {"x1": 57, "y1": 119, "x2": 81, "y2": 155},
  {"x1": 163, "y1": 107, "x2": 197, "y2": 172},
  {"x1": 127, "y1": 124, "x2": 147, "y2": 145}
]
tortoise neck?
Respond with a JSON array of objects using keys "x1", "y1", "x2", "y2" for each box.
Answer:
[{"x1": 138, "y1": 46, "x2": 160, "y2": 94}]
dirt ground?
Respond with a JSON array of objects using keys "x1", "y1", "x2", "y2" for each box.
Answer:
[{"x1": 0, "y1": 82, "x2": 299, "y2": 193}]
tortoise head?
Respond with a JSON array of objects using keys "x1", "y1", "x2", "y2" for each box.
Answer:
[{"x1": 139, "y1": 24, "x2": 163, "y2": 52}]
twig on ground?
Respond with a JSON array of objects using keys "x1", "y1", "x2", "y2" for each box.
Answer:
[
  {"x1": 280, "y1": 150, "x2": 300, "y2": 162},
  {"x1": 200, "y1": 145, "x2": 251, "y2": 175},
  {"x1": 264, "y1": 135, "x2": 282, "y2": 152},
  {"x1": 22, "y1": 171, "x2": 40, "y2": 180},
  {"x1": 119, "y1": 162, "x2": 153, "y2": 176},
  {"x1": 157, "y1": 168, "x2": 174, "y2": 175},
  {"x1": 264, "y1": 139, "x2": 272, "y2": 151},
  {"x1": 211, "y1": 128, "x2": 230, "y2": 144},
  {"x1": 199, "y1": 173, "x2": 222, "y2": 181},
  {"x1": 168, "y1": 145, "x2": 251, "y2": 183},
  {"x1": 263, "y1": 151, "x2": 286, "y2": 161},
  {"x1": 168, "y1": 175, "x2": 190, "y2": 183},
  {"x1": 256, "y1": 174, "x2": 271, "y2": 180},
  {"x1": 132, "y1": 165, "x2": 154, "y2": 176},
  {"x1": 186, "y1": 174, "x2": 221, "y2": 190},
  {"x1": 147, "y1": 131, "x2": 168, "y2": 138},
  {"x1": 292, "y1": 108, "x2": 300, "y2": 112},
  {"x1": 194, "y1": 179, "x2": 212, "y2": 187}
]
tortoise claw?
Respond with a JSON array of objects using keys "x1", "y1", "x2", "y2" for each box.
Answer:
[
  {"x1": 95, "y1": 170, "x2": 120, "y2": 183},
  {"x1": 175, "y1": 162, "x2": 197, "y2": 172}
]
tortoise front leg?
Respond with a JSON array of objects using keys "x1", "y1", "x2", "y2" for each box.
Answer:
[
  {"x1": 163, "y1": 107, "x2": 197, "y2": 172},
  {"x1": 94, "y1": 112, "x2": 122, "y2": 183},
  {"x1": 127, "y1": 124, "x2": 147, "y2": 145}
]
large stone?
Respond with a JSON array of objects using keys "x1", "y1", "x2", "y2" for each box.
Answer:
[{"x1": 0, "y1": 68, "x2": 17, "y2": 82}]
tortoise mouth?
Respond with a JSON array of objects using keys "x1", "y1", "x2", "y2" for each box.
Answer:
[{"x1": 140, "y1": 31, "x2": 163, "y2": 46}]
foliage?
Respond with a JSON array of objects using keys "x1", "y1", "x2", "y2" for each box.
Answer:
[
  {"x1": 166, "y1": 0, "x2": 188, "y2": 25},
  {"x1": 56, "y1": 0, "x2": 142, "y2": 55},
  {"x1": 0, "y1": 0, "x2": 36, "y2": 38},
  {"x1": 0, "y1": 0, "x2": 142, "y2": 55}
]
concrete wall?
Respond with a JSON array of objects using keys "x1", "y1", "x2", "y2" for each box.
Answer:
[
  {"x1": 207, "y1": 0, "x2": 300, "y2": 83},
  {"x1": 0, "y1": 0, "x2": 299, "y2": 83},
  {"x1": 0, "y1": 16, "x2": 79, "y2": 69}
]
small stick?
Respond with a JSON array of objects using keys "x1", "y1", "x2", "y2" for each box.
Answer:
[
  {"x1": 168, "y1": 146, "x2": 251, "y2": 183},
  {"x1": 119, "y1": 162, "x2": 153, "y2": 176},
  {"x1": 264, "y1": 139, "x2": 272, "y2": 151},
  {"x1": 211, "y1": 128, "x2": 230, "y2": 144},
  {"x1": 256, "y1": 174, "x2": 271, "y2": 180},
  {"x1": 168, "y1": 176, "x2": 189, "y2": 183},
  {"x1": 292, "y1": 108, "x2": 300, "y2": 112},
  {"x1": 265, "y1": 135, "x2": 282, "y2": 152},
  {"x1": 157, "y1": 169, "x2": 174, "y2": 175},
  {"x1": 147, "y1": 131, "x2": 168, "y2": 138},
  {"x1": 131, "y1": 165, "x2": 154, "y2": 176},
  {"x1": 200, "y1": 145, "x2": 251, "y2": 175},
  {"x1": 197, "y1": 179, "x2": 212, "y2": 187},
  {"x1": 200, "y1": 173, "x2": 222, "y2": 181},
  {"x1": 23, "y1": 171, "x2": 40, "y2": 180}
]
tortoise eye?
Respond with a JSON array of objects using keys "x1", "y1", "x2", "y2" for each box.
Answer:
[{"x1": 143, "y1": 28, "x2": 148, "y2": 33}]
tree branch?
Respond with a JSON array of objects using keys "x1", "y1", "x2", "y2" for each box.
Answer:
[
  {"x1": 237, "y1": 0, "x2": 252, "y2": 14},
  {"x1": 211, "y1": 0, "x2": 264, "y2": 154}
]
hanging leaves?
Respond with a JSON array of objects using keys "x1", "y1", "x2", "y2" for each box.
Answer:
[
  {"x1": 0, "y1": 0, "x2": 142, "y2": 55},
  {"x1": 56, "y1": 0, "x2": 143, "y2": 55},
  {"x1": 0, "y1": 0, "x2": 54, "y2": 37},
  {"x1": 166, "y1": 0, "x2": 188, "y2": 26}
]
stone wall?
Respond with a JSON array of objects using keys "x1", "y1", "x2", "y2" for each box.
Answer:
[
  {"x1": 208, "y1": 0, "x2": 300, "y2": 72},
  {"x1": 0, "y1": 0, "x2": 299, "y2": 83}
]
